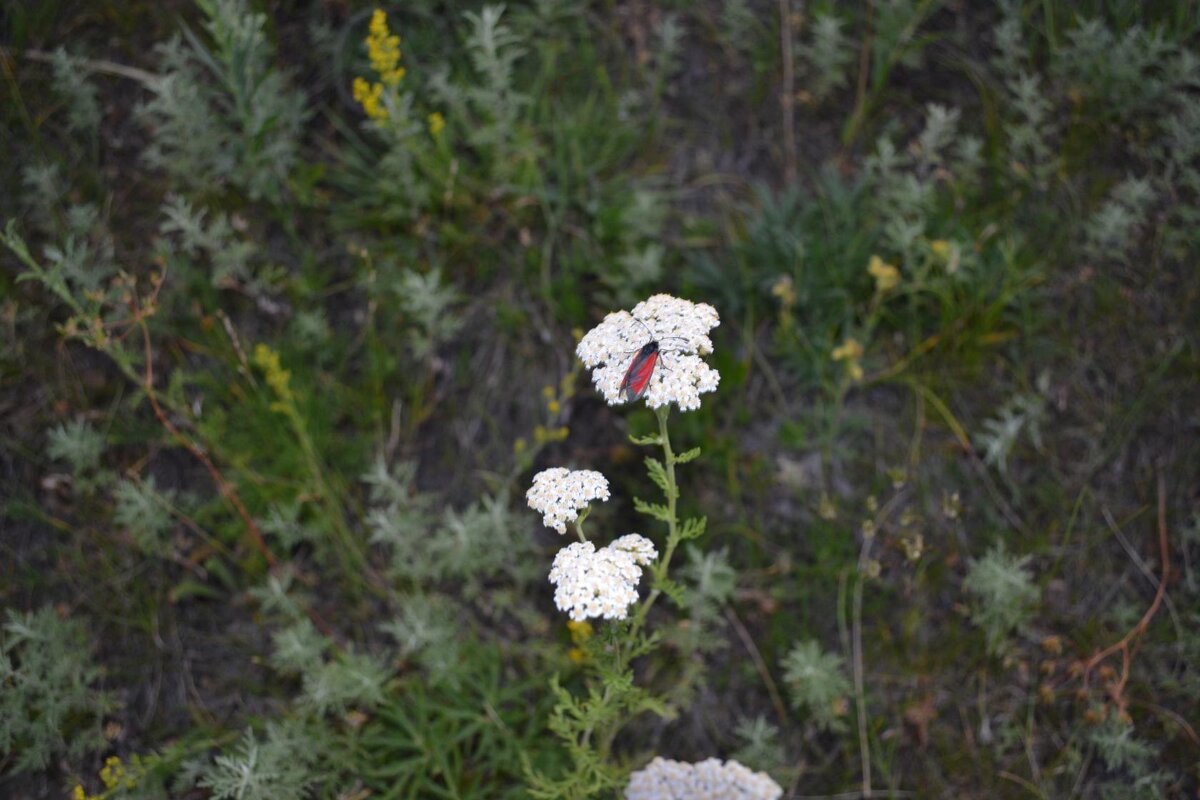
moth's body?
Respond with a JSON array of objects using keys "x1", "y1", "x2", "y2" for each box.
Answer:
[{"x1": 620, "y1": 340, "x2": 661, "y2": 401}]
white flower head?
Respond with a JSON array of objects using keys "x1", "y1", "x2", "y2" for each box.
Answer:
[
  {"x1": 526, "y1": 468, "x2": 610, "y2": 534},
  {"x1": 548, "y1": 535, "x2": 657, "y2": 621},
  {"x1": 625, "y1": 757, "x2": 783, "y2": 800},
  {"x1": 576, "y1": 294, "x2": 720, "y2": 412},
  {"x1": 610, "y1": 533, "x2": 658, "y2": 565}
]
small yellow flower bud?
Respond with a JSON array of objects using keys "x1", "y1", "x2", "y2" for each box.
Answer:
[
  {"x1": 428, "y1": 111, "x2": 445, "y2": 136},
  {"x1": 867, "y1": 255, "x2": 900, "y2": 292},
  {"x1": 831, "y1": 338, "x2": 863, "y2": 362}
]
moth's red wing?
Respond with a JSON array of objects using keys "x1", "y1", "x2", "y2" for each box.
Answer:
[{"x1": 620, "y1": 349, "x2": 660, "y2": 400}]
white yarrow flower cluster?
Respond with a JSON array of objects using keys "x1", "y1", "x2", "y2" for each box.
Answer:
[
  {"x1": 526, "y1": 468, "x2": 610, "y2": 534},
  {"x1": 548, "y1": 535, "x2": 658, "y2": 621},
  {"x1": 576, "y1": 294, "x2": 720, "y2": 411},
  {"x1": 625, "y1": 757, "x2": 783, "y2": 800}
]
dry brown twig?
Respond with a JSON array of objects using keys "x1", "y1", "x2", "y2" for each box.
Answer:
[
  {"x1": 1077, "y1": 470, "x2": 1170, "y2": 714},
  {"x1": 130, "y1": 277, "x2": 277, "y2": 570}
]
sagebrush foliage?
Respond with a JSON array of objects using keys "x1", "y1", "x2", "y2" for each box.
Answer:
[
  {"x1": 963, "y1": 544, "x2": 1040, "y2": 656},
  {"x1": 0, "y1": 609, "x2": 111, "y2": 774},
  {"x1": 781, "y1": 639, "x2": 852, "y2": 732},
  {"x1": 139, "y1": 0, "x2": 307, "y2": 202}
]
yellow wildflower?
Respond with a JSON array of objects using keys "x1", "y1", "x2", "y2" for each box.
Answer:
[
  {"x1": 428, "y1": 111, "x2": 445, "y2": 137},
  {"x1": 831, "y1": 338, "x2": 864, "y2": 381},
  {"x1": 366, "y1": 9, "x2": 405, "y2": 87},
  {"x1": 770, "y1": 275, "x2": 797, "y2": 307},
  {"x1": 867, "y1": 255, "x2": 900, "y2": 292},
  {"x1": 100, "y1": 756, "x2": 124, "y2": 790},
  {"x1": 567, "y1": 619, "x2": 594, "y2": 642},
  {"x1": 252, "y1": 343, "x2": 296, "y2": 411},
  {"x1": 929, "y1": 239, "x2": 961, "y2": 274},
  {"x1": 831, "y1": 338, "x2": 863, "y2": 362},
  {"x1": 73, "y1": 787, "x2": 87, "y2": 800},
  {"x1": 352, "y1": 76, "x2": 386, "y2": 121}
]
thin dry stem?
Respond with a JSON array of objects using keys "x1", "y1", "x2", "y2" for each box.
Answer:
[
  {"x1": 779, "y1": 0, "x2": 798, "y2": 184},
  {"x1": 1079, "y1": 470, "x2": 1170, "y2": 712}
]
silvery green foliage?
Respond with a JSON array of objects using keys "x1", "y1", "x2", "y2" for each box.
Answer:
[
  {"x1": 268, "y1": 619, "x2": 390, "y2": 715},
  {"x1": 113, "y1": 477, "x2": 176, "y2": 556},
  {"x1": 1089, "y1": 719, "x2": 1173, "y2": 799},
  {"x1": 268, "y1": 619, "x2": 327, "y2": 674},
  {"x1": 47, "y1": 418, "x2": 110, "y2": 494},
  {"x1": 362, "y1": 457, "x2": 436, "y2": 539},
  {"x1": 431, "y1": 6, "x2": 533, "y2": 179},
  {"x1": 798, "y1": 12, "x2": 853, "y2": 101},
  {"x1": 977, "y1": 383, "x2": 1046, "y2": 478},
  {"x1": 781, "y1": 640, "x2": 851, "y2": 731},
  {"x1": 20, "y1": 162, "x2": 66, "y2": 234},
  {"x1": 10, "y1": 189, "x2": 118, "y2": 299},
  {"x1": 865, "y1": 104, "x2": 964, "y2": 256},
  {"x1": 50, "y1": 48, "x2": 102, "y2": 137},
  {"x1": 300, "y1": 650, "x2": 390, "y2": 716},
  {"x1": 139, "y1": 0, "x2": 306, "y2": 202},
  {"x1": 1084, "y1": 177, "x2": 1156, "y2": 263},
  {"x1": 731, "y1": 716, "x2": 788, "y2": 781},
  {"x1": 600, "y1": 188, "x2": 668, "y2": 307},
  {"x1": 680, "y1": 545, "x2": 737, "y2": 621},
  {"x1": 720, "y1": 0, "x2": 759, "y2": 56},
  {"x1": 42, "y1": 232, "x2": 116, "y2": 294},
  {"x1": 650, "y1": 13, "x2": 685, "y2": 92},
  {"x1": 159, "y1": 195, "x2": 257, "y2": 288},
  {"x1": 363, "y1": 458, "x2": 538, "y2": 591},
  {"x1": 915, "y1": 105, "x2": 960, "y2": 169},
  {"x1": 392, "y1": 268, "x2": 462, "y2": 358},
  {"x1": 382, "y1": 594, "x2": 461, "y2": 676},
  {"x1": 963, "y1": 544, "x2": 1039, "y2": 656},
  {"x1": 247, "y1": 570, "x2": 310, "y2": 620},
  {"x1": 198, "y1": 721, "x2": 322, "y2": 800},
  {"x1": 260, "y1": 503, "x2": 318, "y2": 550},
  {"x1": 47, "y1": 418, "x2": 106, "y2": 475},
  {"x1": 1052, "y1": 20, "x2": 1177, "y2": 121},
  {"x1": 0, "y1": 608, "x2": 111, "y2": 774},
  {"x1": 992, "y1": 13, "x2": 1056, "y2": 185},
  {"x1": 872, "y1": 0, "x2": 932, "y2": 74}
]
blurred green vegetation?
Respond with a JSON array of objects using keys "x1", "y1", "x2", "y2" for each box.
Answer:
[{"x1": 1, "y1": 0, "x2": 1197, "y2": 797}]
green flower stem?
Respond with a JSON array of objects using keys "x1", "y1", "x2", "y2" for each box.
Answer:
[
  {"x1": 574, "y1": 506, "x2": 591, "y2": 542},
  {"x1": 629, "y1": 406, "x2": 680, "y2": 643}
]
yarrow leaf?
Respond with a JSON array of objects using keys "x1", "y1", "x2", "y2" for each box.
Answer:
[{"x1": 633, "y1": 497, "x2": 672, "y2": 522}]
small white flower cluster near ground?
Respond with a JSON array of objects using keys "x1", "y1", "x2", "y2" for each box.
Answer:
[
  {"x1": 548, "y1": 535, "x2": 657, "y2": 621},
  {"x1": 624, "y1": 757, "x2": 783, "y2": 800},
  {"x1": 526, "y1": 468, "x2": 610, "y2": 534},
  {"x1": 576, "y1": 294, "x2": 720, "y2": 411}
]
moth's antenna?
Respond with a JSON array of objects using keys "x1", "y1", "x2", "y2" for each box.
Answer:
[{"x1": 629, "y1": 314, "x2": 655, "y2": 341}]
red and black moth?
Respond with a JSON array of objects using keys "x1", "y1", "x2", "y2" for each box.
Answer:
[
  {"x1": 619, "y1": 339, "x2": 661, "y2": 401},
  {"x1": 618, "y1": 318, "x2": 688, "y2": 401}
]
